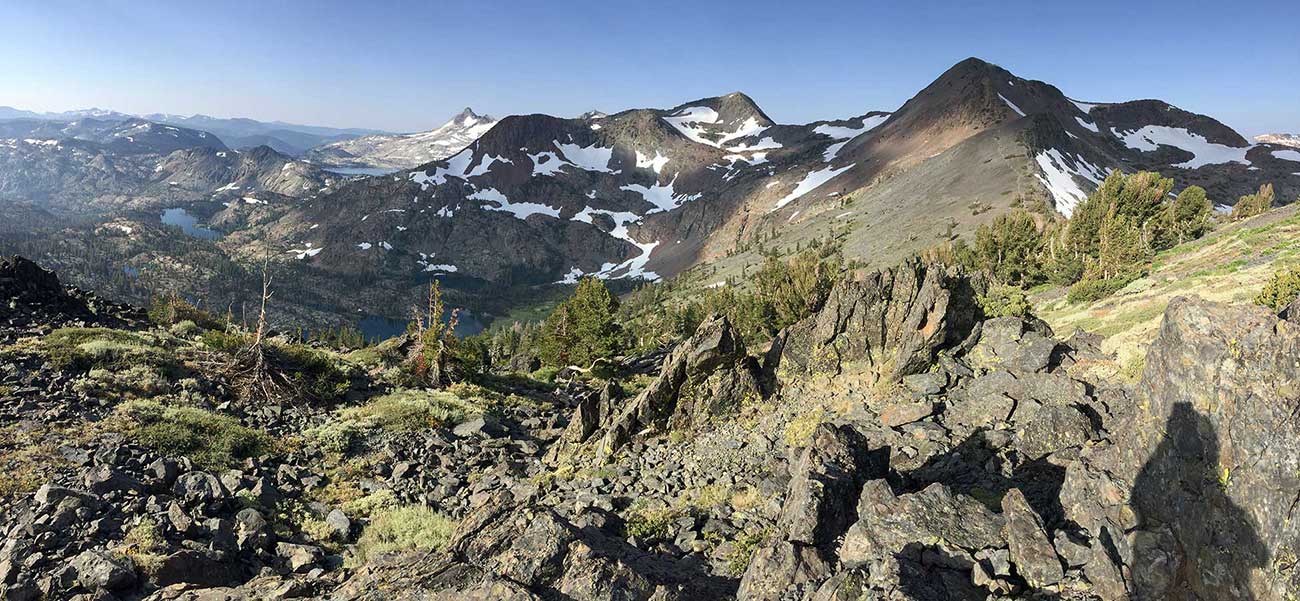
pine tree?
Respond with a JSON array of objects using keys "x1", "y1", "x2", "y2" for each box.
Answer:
[
  {"x1": 973, "y1": 211, "x2": 1043, "y2": 286},
  {"x1": 568, "y1": 277, "x2": 622, "y2": 365},
  {"x1": 1232, "y1": 183, "x2": 1275, "y2": 221},
  {"x1": 540, "y1": 277, "x2": 622, "y2": 367},
  {"x1": 1094, "y1": 212, "x2": 1150, "y2": 282},
  {"x1": 1163, "y1": 185, "x2": 1212, "y2": 247}
]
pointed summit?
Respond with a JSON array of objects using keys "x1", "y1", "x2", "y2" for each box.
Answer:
[{"x1": 448, "y1": 107, "x2": 490, "y2": 128}]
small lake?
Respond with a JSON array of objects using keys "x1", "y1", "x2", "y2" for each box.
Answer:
[
  {"x1": 161, "y1": 207, "x2": 222, "y2": 240},
  {"x1": 358, "y1": 309, "x2": 485, "y2": 343},
  {"x1": 325, "y1": 166, "x2": 396, "y2": 177}
]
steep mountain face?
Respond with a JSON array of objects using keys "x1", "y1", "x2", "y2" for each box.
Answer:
[
  {"x1": 268, "y1": 58, "x2": 1293, "y2": 313},
  {"x1": 152, "y1": 146, "x2": 336, "y2": 198},
  {"x1": 273, "y1": 91, "x2": 870, "y2": 289},
  {"x1": 304, "y1": 108, "x2": 498, "y2": 170}
]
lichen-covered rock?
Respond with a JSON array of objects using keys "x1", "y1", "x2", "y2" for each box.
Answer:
[
  {"x1": 840, "y1": 481, "x2": 1005, "y2": 569},
  {"x1": 1060, "y1": 296, "x2": 1299, "y2": 599},
  {"x1": 738, "y1": 424, "x2": 884, "y2": 599},
  {"x1": 1000, "y1": 488, "x2": 1063, "y2": 587},
  {"x1": 963, "y1": 316, "x2": 1060, "y2": 374},
  {"x1": 1012, "y1": 404, "x2": 1095, "y2": 460}
]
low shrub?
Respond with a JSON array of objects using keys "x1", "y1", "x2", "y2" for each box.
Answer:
[
  {"x1": 337, "y1": 389, "x2": 479, "y2": 432},
  {"x1": 724, "y1": 530, "x2": 769, "y2": 576},
  {"x1": 117, "y1": 400, "x2": 269, "y2": 470},
  {"x1": 348, "y1": 505, "x2": 455, "y2": 566},
  {"x1": 977, "y1": 283, "x2": 1033, "y2": 318},
  {"x1": 1066, "y1": 276, "x2": 1132, "y2": 304},
  {"x1": 200, "y1": 331, "x2": 353, "y2": 403},
  {"x1": 624, "y1": 504, "x2": 679, "y2": 541},
  {"x1": 270, "y1": 340, "x2": 353, "y2": 402},
  {"x1": 305, "y1": 420, "x2": 367, "y2": 454},
  {"x1": 73, "y1": 365, "x2": 171, "y2": 400},
  {"x1": 1255, "y1": 267, "x2": 1300, "y2": 311},
  {"x1": 43, "y1": 328, "x2": 167, "y2": 370},
  {"x1": 118, "y1": 517, "x2": 168, "y2": 575},
  {"x1": 148, "y1": 294, "x2": 223, "y2": 330}
]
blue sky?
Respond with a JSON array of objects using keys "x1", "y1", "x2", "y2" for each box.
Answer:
[{"x1": 1, "y1": 0, "x2": 1295, "y2": 136}]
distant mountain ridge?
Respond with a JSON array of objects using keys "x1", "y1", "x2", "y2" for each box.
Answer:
[
  {"x1": 0, "y1": 116, "x2": 336, "y2": 214},
  {"x1": 1257, "y1": 133, "x2": 1300, "y2": 149},
  {"x1": 0, "y1": 105, "x2": 390, "y2": 156},
  {"x1": 304, "y1": 108, "x2": 498, "y2": 170}
]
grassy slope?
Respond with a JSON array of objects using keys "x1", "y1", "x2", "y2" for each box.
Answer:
[{"x1": 1033, "y1": 204, "x2": 1300, "y2": 368}]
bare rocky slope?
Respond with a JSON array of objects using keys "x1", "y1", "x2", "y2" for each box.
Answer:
[{"x1": 2, "y1": 255, "x2": 1298, "y2": 599}]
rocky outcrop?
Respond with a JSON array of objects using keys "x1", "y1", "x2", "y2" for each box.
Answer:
[
  {"x1": 0, "y1": 255, "x2": 143, "y2": 339},
  {"x1": 552, "y1": 314, "x2": 768, "y2": 462},
  {"x1": 769, "y1": 259, "x2": 983, "y2": 385},
  {"x1": 1061, "y1": 297, "x2": 1300, "y2": 599}
]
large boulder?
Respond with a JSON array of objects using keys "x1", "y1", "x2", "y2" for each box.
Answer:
[
  {"x1": 1062, "y1": 297, "x2": 1300, "y2": 599},
  {"x1": 1000, "y1": 488, "x2": 1063, "y2": 587},
  {"x1": 769, "y1": 259, "x2": 982, "y2": 385},
  {"x1": 70, "y1": 550, "x2": 136, "y2": 591}
]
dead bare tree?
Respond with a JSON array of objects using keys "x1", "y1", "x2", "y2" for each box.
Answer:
[{"x1": 220, "y1": 246, "x2": 298, "y2": 403}]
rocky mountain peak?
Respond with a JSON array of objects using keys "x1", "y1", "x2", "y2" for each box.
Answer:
[{"x1": 447, "y1": 107, "x2": 490, "y2": 128}]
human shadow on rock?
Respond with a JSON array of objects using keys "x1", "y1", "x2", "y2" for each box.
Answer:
[{"x1": 1128, "y1": 402, "x2": 1267, "y2": 600}]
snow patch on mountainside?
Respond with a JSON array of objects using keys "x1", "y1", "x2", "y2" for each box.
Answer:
[
  {"x1": 308, "y1": 109, "x2": 496, "y2": 170},
  {"x1": 528, "y1": 151, "x2": 566, "y2": 176},
  {"x1": 556, "y1": 142, "x2": 615, "y2": 173},
  {"x1": 999, "y1": 94, "x2": 1026, "y2": 117},
  {"x1": 410, "y1": 150, "x2": 508, "y2": 188},
  {"x1": 662, "y1": 106, "x2": 722, "y2": 145},
  {"x1": 561, "y1": 206, "x2": 660, "y2": 282},
  {"x1": 726, "y1": 137, "x2": 782, "y2": 152},
  {"x1": 662, "y1": 107, "x2": 769, "y2": 150},
  {"x1": 635, "y1": 151, "x2": 670, "y2": 174},
  {"x1": 1034, "y1": 148, "x2": 1109, "y2": 217},
  {"x1": 1271, "y1": 149, "x2": 1300, "y2": 162},
  {"x1": 1074, "y1": 117, "x2": 1100, "y2": 133},
  {"x1": 1070, "y1": 99, "x2": 1102, "y2": 113},
  {"x1": 1112, "y1": 125, "x2": 1251, "y2": 169},
  {"x1": 469, "y1": 187, "x2": 560, "y2": 219},
  {"x1": 621, "y1": 175, "x2": 702, "y2": 213},
  {"x1": 773, "y1": 165, "x2": 854, "y2": 210},
  {"x1": 813, "y1": 115, "x2": 888, "y2": 140}
]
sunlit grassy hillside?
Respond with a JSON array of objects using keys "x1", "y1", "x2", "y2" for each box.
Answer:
[{"x1": 1033, "y1": 204, "x2": 1300, "y2": 370}]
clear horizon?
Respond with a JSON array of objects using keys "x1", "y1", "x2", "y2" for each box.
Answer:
[{"x1": 2, "y1": 0, "x2": 1296, "y2": 137}]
